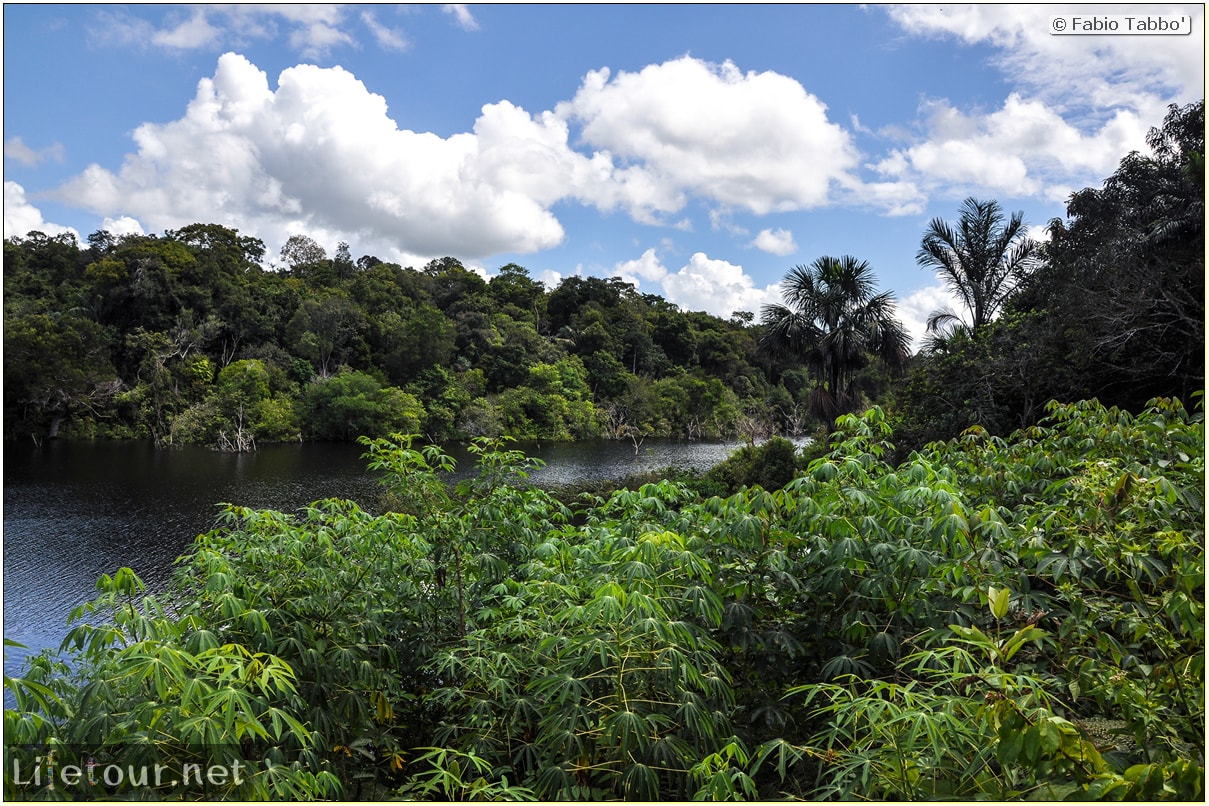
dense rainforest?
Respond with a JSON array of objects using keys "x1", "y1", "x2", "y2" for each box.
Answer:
[
  {"x1": 3, "y1": 225, "x2": 815, "y2": 449},
  {"x1": 3, "y1": 103, "x2": 1203, "y2": 800}
]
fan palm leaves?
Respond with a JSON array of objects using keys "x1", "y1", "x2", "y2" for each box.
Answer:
[
  {"x1": 916, "y1": 198, "x2": 1039, "y2": 337},
  {"x1": 759, "y1": 256, "x2": 910, "y2": 423}
]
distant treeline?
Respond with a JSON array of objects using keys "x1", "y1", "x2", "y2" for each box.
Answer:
[{"x1": 3, "y1": 228, "x2": 832, "y2": 448}]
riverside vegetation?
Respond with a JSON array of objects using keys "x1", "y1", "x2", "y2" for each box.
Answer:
[
  {"x1": 3, "y1": 104, "x2": 1203, "y2": 799},
  {"x1": 4, "y1": 399, "x2": 1203, "y2": 800}
]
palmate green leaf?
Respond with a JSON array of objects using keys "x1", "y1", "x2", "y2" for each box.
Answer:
[
  {"x1": 602, "y1": 709, "x2": 652, "y2": 759},
  {"x1": 820, "y1": 653, "x2": 875, "y2": 681},
  {"x1": 675, "y1": 691, "x2": 715, "y2": 739},
  {"x1": 533, "y1": 764, "x2": 574, "y2": 799},
  {"x1": 682, "y1": 583, "x2": 724, "y2": 627},
  {"x1": 620, "y1": 762, "x2": 659, "y2": 800},
  {"x1": 121, "y1": 642, "x2": 193, "y2": 700}
]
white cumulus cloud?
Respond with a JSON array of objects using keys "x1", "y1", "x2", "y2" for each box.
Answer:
[
  {"x1": 53, "y1": 53, "x2": 577, "y2": 264},
  {"x1": 614, "y1": 247, "x2": 669, "y2": 286},
  {"x1": 873, "y1": 93, "x2": 1151, "y2": 200},
  {"x1": 751, "y1": 228, "x2": 798, "y2": 256},
  {"x1": 871, "y1": 5, "x2": 1201, "y2": 206},
  {"x1": 51, "y1": 52, "x2": 911, "y2": 266},
  {"x1": 558, "y1": 56, "x2": 862, "y2": 218},
  {"x1": 896, "y1": 283, "x2": 966, "y2": 353},
  {"x1": 101, "y1": 215, "x2": 145, "y2": 237},
  {"x1": 614, "y1": 248, "x2": 782, "y2": 318},
  {"x1": 4, "y1": 181, "x2": 80, "y2": 241}
]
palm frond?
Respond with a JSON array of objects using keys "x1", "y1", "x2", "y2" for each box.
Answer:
[{"x1": 916, "y1": 198, "x2": 1039, "y2": 333}]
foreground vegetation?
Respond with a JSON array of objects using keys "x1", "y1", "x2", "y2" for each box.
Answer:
[{"x1": 6, "y1": 395, "x2": 1203, "y2": 800}]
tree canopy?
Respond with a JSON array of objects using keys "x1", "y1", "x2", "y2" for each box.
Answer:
[
  {"x1": 893, "y1": 100, "x2": 1203, "y2": 452},
  {"x1": 4, "y1": 228, "x2": 819, "y2": 446},
  {"x1": 916, "y1": 197, "x2": 1039, "y2": 341},
  {"x1": 758, "y1": 256, "x2": 909, "y2": 424}
]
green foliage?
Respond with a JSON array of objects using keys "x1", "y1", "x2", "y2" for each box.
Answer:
[
  {"x1": 3, "y1": 208, "x2": 1204, "y2": 796},
  {"x1": 3, "y1": 308, "x2": 119, "y2": 439},
  {"x1": 285, "y1": 294, "x2": 366, "y2": 377},
  {"x1": 490, "y1": 359, "x2": 600, "y2": 440},
  {"x1": 895, "y1": 101, "x2": 1203, "y2": 450},
  {"x1": 6, "y1": 399, "x2": 1202, "y2": 800},
  {"x1": 299, "y1": 368, "x2": 424, "y2": 441},
  {"x1": 754, "y1": 398, "x2": 1203, "y2": 800},
  {"x1": 916, "y1": 196, "x2": 1040, "y2": 337},
  {"x1": 3, "y1": 228, "x2": 780, "y2": 444},
  {"x1": 759, "y1": 256, "x2": 910, "y2": 426},
  {"x1": 171, "y1": 358, "x2": 299, "y2": 449},
  {"x1": 4, "y1": 570, "x2": 340, "y2": 800},
  {"x1": 705, "y1": 437, "x2": 803, "y2": 493}
]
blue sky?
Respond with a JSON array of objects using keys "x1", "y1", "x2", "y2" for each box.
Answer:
[{"x1": 4, "y1": 4, "x2": 1203, "y2": 346}]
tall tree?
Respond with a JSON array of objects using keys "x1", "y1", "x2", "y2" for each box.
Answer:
[
  {"x1": 1022, "y1": 99, "x2": 1204, "y2": 408},
  {"x1": 893, "y1": 102, "x2": 1204, "y2": 452},
  {"x1": 916, "y1": 197, "x2": 1038, "y2": 339},
  {"x1": 279, "y1": 233, "x2": 328, "y2": 277},
  {"x1": 758, "y1": 256, "x2": 909, "y2": 424}
]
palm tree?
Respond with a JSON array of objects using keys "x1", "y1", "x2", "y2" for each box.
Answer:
[
  {"x1": 759, "y1": 256, "x2": 910, "y2": 424},
  {"x1": 916, "y1": 198, "x2": 1039, "y2": 339}
]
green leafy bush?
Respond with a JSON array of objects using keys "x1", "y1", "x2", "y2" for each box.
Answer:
[
  {"x1": 705, "y1": 436, "x2": 803, "y2": 492},
  {"x1": 299, "y1": 368, "x2": 424, "y2": 441}
]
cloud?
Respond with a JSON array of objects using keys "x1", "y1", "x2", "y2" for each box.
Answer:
[
  {"x1": 152, "y1": 8, "x2": 221, "y2": 49},
  {"x1": 4, "y1": 181, "x2": 80, "y2": 241},
  {"x1": 872, "y1": 93, "x2": 1152, "y2": 200},
  {"x1": 873, "y1": 5, "x2": 1202, "y2": 204},
  {"x1": 361, "y1": 11, "x2": 409, "y2": 51},
  {"x1": 91, "y1": 9, "x2": 156, "y2": 48},
  {"x1": 5, "y1": 137, "x2": 64, "y2": 166},
  {"x1": 51, "y1": 53, "x2": 888, "y2": 265},
  {"x1": 614, "y1": 248, "x2": 782, "y2": 318},
  {"x1": 90, "y1": 6, "x2": 413, "y2": 58},
  {"x1": 885, "y1": 4, "x2": 1203, "y2": 112},
  {"x1": 558, "y1": 56, "x2": 862, "y2": 218},
  {"x1": 100, "y1": 215, "x2": 145, "y2": 237},
  {"x1": 839, "y1": 177, "x2": 927, "y2": 216},
  {"x1": 443, "y1": 4, "x2": 480, "y2": 31},
  {"x1": 751, "y1": 228, "x2": 797, "y2": 256},
  {"x1": 53, "y1": 53, "x2": 575, "y2": 264},
  {"x1": 614, "y1": 247, "x2": 669, "y2": 286},
  {"x1": 44, "y1": 41, "x2": 1171, "y2": 271},
  {"x1": 663, "y1": 253, "x2": 784, "y2": 317},
  {"x1": 896, "y1": 283, "x2": 966, "y2": 352},
  {"x1": 289, "y1": 21, "x2": 354, "y2": 59}
]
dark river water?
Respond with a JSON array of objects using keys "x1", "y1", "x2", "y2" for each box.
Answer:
[{"x1": 3, "y1": 436, "x2": 769, "y2": 683}]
